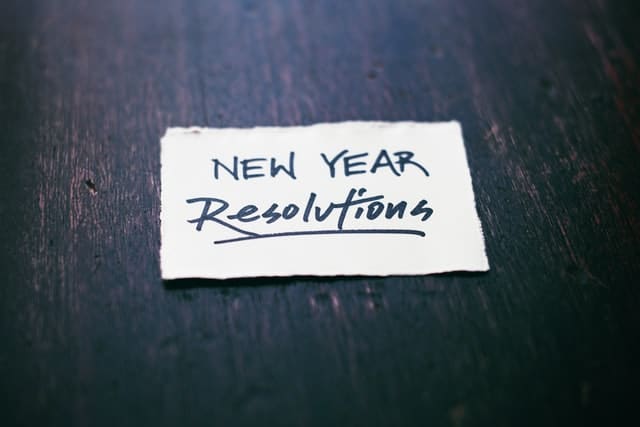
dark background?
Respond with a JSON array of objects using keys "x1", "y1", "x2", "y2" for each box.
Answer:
[{"x1": 1, "y1": 0, "x2": 639, "y2": 425}]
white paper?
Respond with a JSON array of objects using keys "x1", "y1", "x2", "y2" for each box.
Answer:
[{"x1": 161, "y1": 121, "x2": 489, "y2": 279}]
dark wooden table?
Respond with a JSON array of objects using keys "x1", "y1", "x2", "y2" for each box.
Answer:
[{"x1": 1, "y1": 0, "x2": 639, "y2": 425}]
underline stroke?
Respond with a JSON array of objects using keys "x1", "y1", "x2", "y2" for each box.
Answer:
[{"x1": 214, "y1": 228, "x2": 426, "y2": 244}]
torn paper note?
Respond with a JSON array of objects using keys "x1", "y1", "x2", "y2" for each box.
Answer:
[{"x1": 161, "y1": 121, "x2": 489, "y2": 279}]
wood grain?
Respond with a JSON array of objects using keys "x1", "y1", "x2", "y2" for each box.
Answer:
[{"x1": 1, "y1": 0, "x2": 639, "y2": 425}]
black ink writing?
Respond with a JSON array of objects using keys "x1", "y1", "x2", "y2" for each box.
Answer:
[
  {"x1": 186, "y1": 188, "x2": 434, "y2": 244},
  {"x1": 320, "y1": 149, "x2": 429, "y2": 177},
  {"x1": 212, "y1": 152, "x2": 296, "y2": 180}
]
